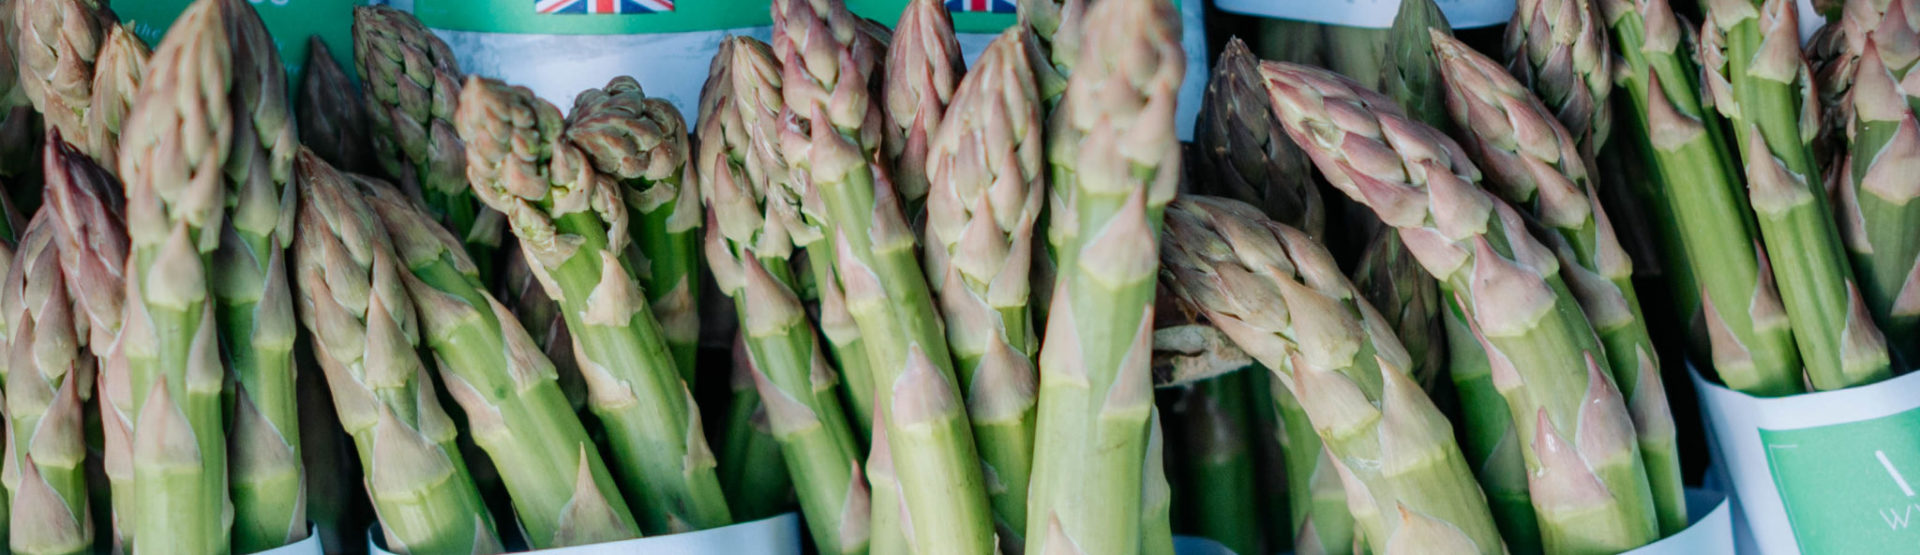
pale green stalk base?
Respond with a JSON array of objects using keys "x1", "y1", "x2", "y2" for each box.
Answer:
[
  {"x1": 1273, "y1": 381, "x2": 1356, "y2": 555},
  {"x1": 1443, "y1": 295, "x2": 1542, "y2": 554}
]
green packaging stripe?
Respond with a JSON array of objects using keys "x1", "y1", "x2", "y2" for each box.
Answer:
[
  {"x1": 117, "y1": 0, "x2": 364, "y2": 85},
  {"x1": 411, "y1": 0, "x2": 770, "y2": 35}
]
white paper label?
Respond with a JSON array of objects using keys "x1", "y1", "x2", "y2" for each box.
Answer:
[
  {"x1": 370, "y1": 513, "x2": 800, "y2": 554},
  {"x1": 1693, "y1": 367, "x2": 1920, "y2": 555},
  {"x1": 1214, "y1": 0, "x2": 1517, "y2": 29}
]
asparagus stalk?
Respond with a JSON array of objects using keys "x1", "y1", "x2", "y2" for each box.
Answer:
[
  {"x1": 1505, "y1": 0, "x2": 1614, "y2": 151},
  {"x1": 4, "y1": 212, "x2": 92, "y2": 555},
  {"x1": 1026, "y1": 0, "x2": 1182, "y2": 552},
  {"x1": 716, "y1": 335, "x2": 794, "y2": 522},
  {"x1": 1354, "y1": 233, "x2": 1449, "y2": 403},
  {"x1": 1808, "y1": 0, "x2": 1880, "y2": 163},
  {"x1": 298, "y1": 37, "x2": 376, "y2": 175},
  {"x1": 1382, "y1": 0, "x2": 1455, "y2": 131},
  {"x1": 1441, "y1": 295, "x2": 1543, "y2": 554},
  {"x1": 86, "y1": 24, "x2": 146, "y2": 173},
  {"x1": 457, "y1": 76, "x2": 732, "y2": 534},
  {"x1": 0, "y1": 240, "x2": 11, "y2": 554},
  {"x1": 565, "y1": 77, "x2": 704, "y2": 383},
  {"x1": 1262, "y1": 62, "x2": 1662, "y2": 553},
  {"x1": 361, "y1": 178, "x2": 642, "y2": 547},
  {"x1": 1702, "y1": 0, "x2": 1893, "y2": 389},
  {"x1": 352, "y1": 6, "x2": 502, "y2": 278},
  {"x1": 1151, "y1": 322, "x2": 1291, "y2": 553},
  {"x1": 42, "y1": 133, "x2": 126, "y2": 550},
  {"x1": 1163, "y1": 371, "x2": 1259, "y2": 555},
  {"x1": 773, "y1": 0, "x2": 996, "y2": 551},
  {"x1": 13, "y1": 0, "x2": 112, "y2": 156},
  {"x1": 212, "y1": 1, "x2": 309, "y2": 548},
  {"x1": 1193, "y1": 38, "x2": 1325, "y2": 236},
  {"x1": 1838, "y1": 22, "x2": 1920, "y2": 370},
  {"x1": 882, "y1": 0, "x2": 963, "y2": 219},
  {"x1": 116, "y1": 1, "x2": 236, "y2": 549},
  {"x1": 0, "y1": 0, "x2": 35, "y2": 185},
  {"x1": 1430, "y1": 33, "x2": 1687, "y2": 535},
  {"x1": 1163, "y1": 196, "x2": 1506, "y2": 554},
  {"x1": 864, "y1": 403, "x2": 909, "y2": 555},
  {"x1": 920, "y1": 28, "x2": 1044, "y2": 551},
  {"x1": 694, "y1": 39, "x2": 797, "y2": 523},
  {"x1": 1600, "y1": 0, "x2": 1804, "y2": 395},
  {"x1": 699, "y1": 38, "x2": 869, "y2": 553},
  {"x1": 500, "y1": 240, "x2": 586, "y2": 414},
  {"x1": 290, "y1": 149, "x2": 502, "y2": 554},
  {"x1": 720, "y1": 33, "x2": 877, "y2": 435},
  {"x1": 1015, "y1": 0, "x2": 1081, "y2": 101}
]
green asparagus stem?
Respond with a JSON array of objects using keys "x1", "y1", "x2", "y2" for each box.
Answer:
[
  {"x1": 1193, "y1": 38, "x2": 1325, "y2": 236},
  {"x1": 1430, "y1": 33, "x2": 1687, "y2": 535},
  {"x1": 116, "y1": 1, "x2": 236, "y2": 549},
  {"x1": 457, "y1": 76, "x2": 731, "y2": 535},
  {"x1": 1164, "y1": 371, "x2": 1259, "y2": 555},
  {"x1": 500, "y1": 239, "x2": 586, "y2": 414},
  {"x1": 1015, "y1": 0, "x2": 1080, "y2": 102},
  {"x1": 1262, "y1": 62, "x2": 1662, "y2": 553},
  {"x1": 716, "y1": 336, "x2": 794, "y2": 521},
  {"x1": 700, "y1": 36, "x2": 869, "y2": 553},
  {"x1": 291, "y1": 149, "x2": 502, "y2": 555},
  {"x1": 0, "y1": 0, "x2": 33, "y2": 185},
  {"x1": 922, "y1": 28, "x2": 1042, "y2": 551},
  {"x1": 361, "y1": 178, "x2": 641, "y2": 548},
  {"x1": 1164, "y1": 196, "x2": 1505, "y2": 554},
  {"x1": 565, "y1": 77, "x2": 704, "y2": 384},
  {"x1": 882, "y1": 0, "x2": 963, "y2": 218},
  {"x1": 720, "y1": 33, "x2": 877, "y2": 435},
  {"x1": 298, "y1": 37, "x2": 376, "y2": 175},
  {"x1": 213, "y1": 1, "x2": 308, "y2": 548},
  {"x1": 1836, "y1": 6, "x2": 1920, "y2": 369},
  {"x1": 1702, "y1": 0, "x2": 1893, "y2": 389},
  {"x1": 13, "y1": 0, "x2": 112, "y2": 157},
  {"x1": 1442, "y1": 295, "x2": 1543, "y2": 554},
  {"x1": 42, "y1": 132, "x2": 127, "y2": 550},
  {"x1": 773, "y1": 0, "x2": 994, "y2": 551},
  {"x1": 1505, "y1": 0, "x2": 1614, "y2": 151},
  {"x1": 5, "y1": 212, "x2": 93, "y2": 555},
  {"x1": 1025, "y1": 0, "x2": 1182, "y2": 553},
  {"x1": 1382, "y1": 0, "x2": 1455, "y2": 131},
  {"x1": 1354, "y1": 232, "x2": 1449, "y2": 405},
  {"x1": 86, "y1": 24, "x2": 146, "y2": 174},
  {"x1": 352, "y1": 6, "x2": 502, "y2": 279},
  {"x1": 1600, "y1": 0, "x2": 1804, "y2": 395}
]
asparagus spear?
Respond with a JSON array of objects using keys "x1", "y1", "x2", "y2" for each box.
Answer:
[
  {"x1": 1600, "y1": 0, "x2": 1804, "y2": 395},
  {"x1": 1015, "y1": 0, "x2": 1081, "y2": 101},
  {"x1": 0, "y1": 0, "x2": 36, "y2": 186},
  {"x1": 1702, "y1": 0, "x2": 1893, "y2": 389},
  {"x1": 565, "y1": 77, "x2": 704, "y2": 383},
  {"x1": 291, "y1": 149, "x2": 502, "y2": 554},
  {"x1": 352, "y1": 6, "x2": 502, "y2": 278},
  {"x1": 4, "y1": 212, "x2": 92, "y2": 555},
  {"x1": 1193, "y1": 38, "x2": 1325, "y2": 236},
  {"x1": 212, "y1": 1, "x2": 309, "y2": 548},
  {"x1": 458, "y1": 76, "x2": 732, "y2": 534},
  {"x1": 1026, "y1": 0, "x2": 1183, "y2": 552},
  {"x1": 1162, "y1": 370, "x2": 1258, "y2": 555},
  {"x1": 1354, "y1": 233, "x2": 1449, "y2": 403},
  {"x1": 116, "y1": 1, "x2": 236, "y2": 549},
  {"x1": 13, "y1": 0, "x2": 113, "y2": 157},
  {"x1": 882, "y1": 0, "x2": 963, "y2": 219},
  {"x1": 721, "y1": 33, "x2": 877, "y2": 435},
  {"x1": 1261, "y1": 62, "x2": 1662, "y2": 553},
  {"x1": 1838, "y1": 22, "x2": 1920, "y2": 370},
  {"x1": 773, "y1": 0, "x2": 997, "y2": 551},
  {"x1": 298, "y1": 37, "x2": 376, "y2": 175},
  {"x1": 42, "y1": 132, "x2": 125, "y2": 550},
  {"x1": 85, "y1": 24, "x2": 146, "y2": 173},
  {"x1": 700, "y1": 37, "x2": 869, "y2": 553},
  {"x1": 922, "y1": 28, "x2": 1043, "y2": 551},
  {"x1": 1163, "y1": 196, "x2": 1506, "y2": 554},
  {"x1": 1430, "y1": 33, "x2": 1687, "y2": 535},
  {"x1": 1505, "y1": 0, "x2": 1614, "y2": 151},
  {"x1": 361, "y1": 177, "x2": 642, "y2": 547},
  {"x1": 500, "y1": 240, "x2": 586, "y2": 414},
  {"x1": 1382, "y1": 0, "x2": 1455, "y2": 131},
  {"x1": 716, "y1": 335, "x2": 794, "y2": 522}
]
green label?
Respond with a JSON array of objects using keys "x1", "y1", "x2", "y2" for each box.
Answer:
[
  {"x1": 115, "y1": 0, "x2": 362, "y2": 85},
  {"x1": 1761, "y1": 408, "x2": 1920, "y2": 553},
  {"x1": 412, "y1": 0, "x2": 769, "y2": 34}
]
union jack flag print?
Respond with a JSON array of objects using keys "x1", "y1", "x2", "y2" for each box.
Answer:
[
  {"x1": 944, "y1": 0, "x2": 1015, "y2": 13},
  {"x1": 535, "y1": 0, "x2": 674, "y2": 14}
]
